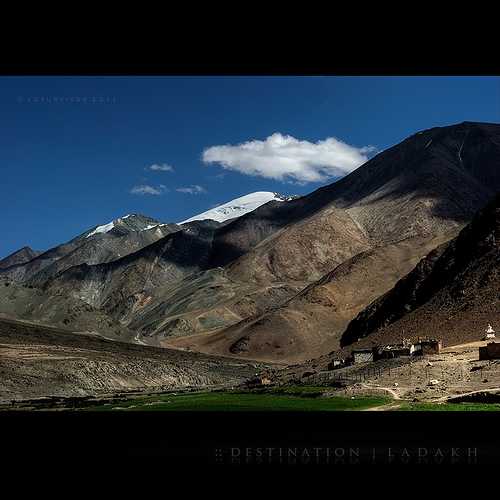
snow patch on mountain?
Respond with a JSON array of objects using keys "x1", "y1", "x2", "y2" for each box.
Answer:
[
  {"x1": 85, "y1": 215, "x2": 163, "y2": 238},
  {"x1": 86, "y1": 221, "x2": 116, "y2": 238},
  {"x1": 179, "y1": 191, "x2": 297, "y2": 224}
]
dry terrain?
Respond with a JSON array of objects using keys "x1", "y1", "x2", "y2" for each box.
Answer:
[
  {"x1": 268, "y1": 341, "x2": 500, "y2": 407},
  {"x1": 341, "y1": 193, "x2": 499, "y2": 349},
  {"x1": 0, "y1": 317, "x2": 267, "y2": 403},
  {"x1": 167, "y1": 232, "x2": 456, "y2": 363},
  {"x1": 1, "y1": 122, "x2": 498, "y2": 366}
]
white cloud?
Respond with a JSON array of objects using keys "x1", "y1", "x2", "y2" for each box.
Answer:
[
  {"x1": 130, "y1": 184, "x2": 168, "y2": 196},
  {"x1": 147, "y1": 163, "x2": 174, "y2": 172},
  {"x1": 202, "y1": 133, "x2": 376, "y2": 184},
  {"x1": 176, "y1": 185, "x2": 207, "y2": 195}
]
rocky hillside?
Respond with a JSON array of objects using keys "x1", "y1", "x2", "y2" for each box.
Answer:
[
  {"x1": 322, "y1": 121, "x2": 500, "y2": 243},
  {"x1": 0, "y1": 281, "x2": 135, "y2": 341},
  {"x1": 340, "y1": 193, "x2": 500, "y2": 348},
  {"x1": 2, "y1": 122, "x2": 498, "y2": 364},
  {"x1": 169, "y1": 232, "x2": 455, "y2": 363},
  {"x1": 165, "y1": 122, "x2": 500, "y2": 361},
  {"x1": 44, "y1": 220, "x2": 221, "y2": 317}
]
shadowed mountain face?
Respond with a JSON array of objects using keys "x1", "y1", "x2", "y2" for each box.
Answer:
[
  {"x1": 313, "y1": 121, "x2": 499, "y2": 243},
  {"x1": 1, "y1": 122, "x2": 499, "y2": 363},
  {"x1": 201, "y1": 122, "x2": 500, "y2": 277},
  {"x1": 0, "y1": 247, "x2": 40, "y2": 269},
  {"x1": 340, "y1": 193, "x2": 500, "y2": 348},
  {"x1": 44, "y1": 220, "x2": 221, "y2": 318}
]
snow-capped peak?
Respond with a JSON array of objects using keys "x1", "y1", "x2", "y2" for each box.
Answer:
[
  {"x1": 85, "y1": 214, "x2": 162, "y2": 238},
  {"x1": 179, "y1": 191, "x2": 297, "y2": 225}
]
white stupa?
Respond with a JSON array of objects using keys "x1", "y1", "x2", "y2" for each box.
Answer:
[{"x1": 484, "y1": 324, "x2": 496, "y2": 341}]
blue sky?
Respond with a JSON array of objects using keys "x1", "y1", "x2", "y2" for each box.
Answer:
[{"x1": 1, "y1": 76, "x2": 499, "y2": 257}]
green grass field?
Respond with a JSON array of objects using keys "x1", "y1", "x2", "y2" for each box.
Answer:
[
  {"x1": 80, "y1": 385, "x2": 500, "y2": 412},
  {"x1": 84, "y1": 387, "x2": 390, "y2": 411}
]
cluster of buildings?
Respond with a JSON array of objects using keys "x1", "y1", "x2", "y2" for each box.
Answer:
[
  {"x1": 330, "y1": 324, "x2": 499, "y2": 368},
  {"x1": 328, "y1": 338, "x2": 442, "y2": 370}
]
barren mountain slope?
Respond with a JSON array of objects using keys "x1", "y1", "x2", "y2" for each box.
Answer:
[
  {"x1": 165, "y1": 122, "x2": 500, "y2": 362},
  {"x1": 166, "y1": 233, "x2": 455, "y2": 362},
  {"x1": 44, "y1": 221, "x2": 220, "y2": 318},
  {"x1": 45, "y1": 204, "x2": 370, "y2": 345},
  {"x1": 4, "y1": 122, "x2": 498, "y2": 360},
  {"x1": 28, "y1": 222, "x2": 179, "y2": 287},
  {"x1": 0, "y1": 282, "x2": 134, "y2": 340},
  {"x1": 119, "y1": 203, "x2": 370, "y2": 340},
  {"x1": 226, "y1": 205, "x2": 371, "y2": 283},
  {"x1": 323, "y1": 121, "x2": 500, "y2": 243},
  {"x1": 340, "y1": 193, "x2": 500, "y2": 349},
  {"x1": 125, "y1": 268, "x2": 303, "y2": 345}
]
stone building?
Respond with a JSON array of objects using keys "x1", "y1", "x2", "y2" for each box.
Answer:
[
  {"x1": 327, "y1": 359, "x2": 345, "y2": 370},
  {"x1": 419, "y1": 339, "x2": 442, "y2": 355},
  {"x1": 351, "y1": 348, "x2": 374, "y2": 364},
  {"x1": 479, "y1": 342, "x2": 500, "y2": 360}
]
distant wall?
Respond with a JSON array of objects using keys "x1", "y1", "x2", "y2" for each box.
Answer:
[{"x1": 353, "y1": 351, "x2": 373, "y2": 364}]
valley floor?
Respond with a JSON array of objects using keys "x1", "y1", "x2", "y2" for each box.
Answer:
[
  {"x1": 3, "y1": 315, "x2": 500, "y2": 412},
  {"x1": 0, "y1": 317, "x2": 266, "y2": 403},
  {"x1": 5, "y1": 385, "x2": 500, "y2": 412}
]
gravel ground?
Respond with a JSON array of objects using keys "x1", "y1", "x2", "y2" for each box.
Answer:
[
  {"x1": 0, "y1": 317, "x2": 268, "y2": 403},
  {"x1": 268, "y1": 341, "x2": 500, "y2": 403}
]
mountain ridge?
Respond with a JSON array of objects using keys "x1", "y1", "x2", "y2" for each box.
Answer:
[
  {"x1": 0, "y1": 214, "x2": 180, "y2": 284},
  {"x1": 1, "y1": 121, "x2": 498, "y2": 363},
  {"x1": 164, "y1": 121, "x2": 500, "y2": 361}
]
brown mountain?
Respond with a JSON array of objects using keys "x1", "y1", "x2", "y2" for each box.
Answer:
[
  {"x1": 339, "y1": 193, "x2": 499, "y2": 349},
  {"x1": 4, "y1": 121, "x2": 499, "y2": 364},
  {"x1": 208, "y1": 121, "x2": 499, "y2": 261},
  {"x1": 166, "y1": 122, "x2": 500, "y2": 361},
  {"x1": 43, "y1": 220, "x2": 221, "y2": 319},
  {"x1": 170, "y1": 232, "x2": 455, "y2": 362}
]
